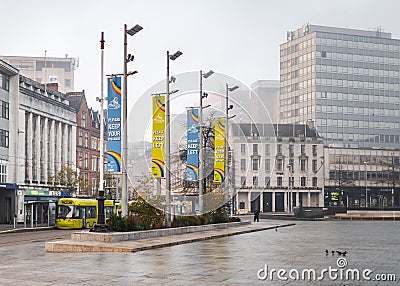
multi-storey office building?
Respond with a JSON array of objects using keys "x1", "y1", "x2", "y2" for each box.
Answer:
[
  {"x1": 280, "y1": 24, "x2": 400, "y2": 207},
  {"x1": 280, "y1": 24, "x2": 400, "y2": 148},
  {"x1": 231, "y1": 123, "x2": 324, "y2": 213}
]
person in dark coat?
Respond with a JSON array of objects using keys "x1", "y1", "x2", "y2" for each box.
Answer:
[{"x1": 254, "y1": 209, "x2": 260, "y2": 222}]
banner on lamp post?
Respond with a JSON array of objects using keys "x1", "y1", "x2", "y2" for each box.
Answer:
[
  {"x1": 213, "y1": 118, "x2": 225, "y2": 183},
  {"x1": 151, "y1": 95, "x2": 165, "y2": 178},
  {"x1": 186, "y1": 108, "x2": 199, "y2": 181},
  {"x1": 106, "y1": 76, "x2": 122, "y2": 173}
]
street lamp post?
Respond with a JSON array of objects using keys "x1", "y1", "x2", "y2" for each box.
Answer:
[
  {"x1": 364, "y1": 161, "x2": 368, "y2": 208},
  {"x1": 121, "y1": 24, "x2": 142, "y2": 217},
  {"x1": 166, "y1": 50, "x2": 182, "y2": 227},
  {"x1": 199, "y1": 70, "x2": 214, "y2": 214},
  {"x1": 93, "y1": 32, "x2": 107, "y2": 231},
  {"x1": 225, "y1": 84, "x2": 238, "y2": 217}
]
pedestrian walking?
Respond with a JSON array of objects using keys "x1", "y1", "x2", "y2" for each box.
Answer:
[{"x1": 254, "y1": 209, "x2": 260, "y2": 222}]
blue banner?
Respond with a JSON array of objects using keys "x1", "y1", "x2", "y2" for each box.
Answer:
[
  {"x1": 106, "y1": 76, "x2": 122, "y2": 172},
  {"x1": 186, "y1": 108, "x2": 199, "y2": 181}
]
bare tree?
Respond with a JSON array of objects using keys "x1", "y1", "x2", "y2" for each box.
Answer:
[
  {"x1": 49, "y1": 165, "x2": 81, "y2": 196},
  {"x1": 175, "y1": 110, "x2": 219, "y2": 195}
]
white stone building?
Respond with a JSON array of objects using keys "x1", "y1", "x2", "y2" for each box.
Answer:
[
  {"x1": 8, "y1": 73, "x2": 76, "y2": 223},
  {"x1": 231, "y1": 123, "x2": 324, "y2": 213}
]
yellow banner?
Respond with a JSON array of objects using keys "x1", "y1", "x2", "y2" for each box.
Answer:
[
  {"x1": 152, "y1": 96, "x2": 165, "y2": 178},
  {"x1": 213, "y1": 118, "x2": 225, "y2": 183}
]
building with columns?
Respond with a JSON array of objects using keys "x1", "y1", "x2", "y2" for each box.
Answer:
[
  {"x1": 231, "y1": 123, "x2": 324, "y2": 214},
  {"x1": 6, "y1": 72, "x2": 76, "y2": 224}
]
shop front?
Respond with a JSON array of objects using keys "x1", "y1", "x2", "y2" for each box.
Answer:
[
  {"x1": 325, "y1": 187, "x2": 400, "y2": 209},
  {"x1": 19, "y1": 189, "x2": 71, "y2": 225}
]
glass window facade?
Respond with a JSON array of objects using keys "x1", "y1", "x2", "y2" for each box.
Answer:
[
  {"x1": 240, "y1": 159, "x2": 246, "y2": 171},
  {"x1": 252, "y1": 158, "x2": 259, "y2": 171},
  {"x1": 0, "y1": 129, "x2": 9, "y2": 148},
  {"x1": 0, "y1": 101, "x2": 9, "y2": 119},
  {"x1": 0, "y1": 72, "x2": 9, "y2": 91},
  {"x1": 280, "y1": 25, "x2": 400, "y2": 149}
]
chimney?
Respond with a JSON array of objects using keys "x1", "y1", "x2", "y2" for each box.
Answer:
[{"x1": 47, "y1": 82, "x2": 58, "y2": 91}]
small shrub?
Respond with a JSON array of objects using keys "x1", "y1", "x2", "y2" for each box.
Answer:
[
  {"x1": 171, "y1": 215, "x2": 201, "y2": 227},
  {"x1": 130, "y1": 197, "x2": 164, "y2": 230},
  {"x1": 209, "y1": 212, "x2": 229, "y2": 224},
  {"x1": 198, "y1": 214, "x2": 210, "y2": 225},
  {"x1": 229, "y1": 216, "x2": 241, "y2": 222},
  {"x1": 126, "y1": 215, "x2": 141, "y2": 231},
  {"x1": 107, "y1": 213, "x2": 127, "y2": 232},
  {"x1": 208, "y1": 205, "x2": 230, "y2": 224}
]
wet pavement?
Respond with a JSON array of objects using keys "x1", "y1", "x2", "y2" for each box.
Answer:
[{"x1": 0, "y1": 219, "x2": 399, "y2": 285}]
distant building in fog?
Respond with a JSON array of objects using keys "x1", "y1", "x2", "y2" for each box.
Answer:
[
  {"x1": 0, "y1": 55, "x2": 78, "y2": 94},
  {"x1": 251, "y1": 80, "x2": 280, "y2": 123}
]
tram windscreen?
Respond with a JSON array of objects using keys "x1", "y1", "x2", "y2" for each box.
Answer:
[{"x1": 57, "y1": 205, "x2": 79, "y2": 219}]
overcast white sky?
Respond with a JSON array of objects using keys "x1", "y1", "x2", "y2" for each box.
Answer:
[{"x1": 2, "y1": 0, "x2": 400, "y2": 110}]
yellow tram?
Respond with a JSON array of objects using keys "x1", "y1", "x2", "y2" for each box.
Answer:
[{"x1": 56, "y1": 198, "x2": 115, "y2": 229}]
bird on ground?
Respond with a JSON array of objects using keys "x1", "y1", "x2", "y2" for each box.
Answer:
[
  {"x1": 275, "y1": 228, "x2": 278, "y2": 232},
  {"x1": 332, "y1": 251, "x2": 335, "y2": 256},
  {"x1": 336, "y1": 250, "x2": 348, "y2": 256},
  {"x1": 342, "y1": 251, "x2": 347, "y2": 256},
  {"x1": 325, "y1": 249, "x2": 329, "y2": 255}
]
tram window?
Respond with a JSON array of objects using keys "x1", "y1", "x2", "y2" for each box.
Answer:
[
  {"x1": 105, "y1": 207, "x2": 113, "y2": 218},
  {"x1": 86, "y1": 207, "x2": 91, "y2": 218},
  {"x1": 57, "y1": 205, "x2": 72, "y2": 218},
  {"x1": 86, "y1": 206, "x2": 96, "y2": 218}
]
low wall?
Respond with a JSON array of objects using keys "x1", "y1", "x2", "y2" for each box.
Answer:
[
  {"x1": 71, "y1": 221, "x2": 250, "y2": 243},
  {"x1": 345, "y1": 210, "x2": 400, "y2": 217},
  {"x1": 334, "y1": 210, "x2": 400, "y2": 220}
]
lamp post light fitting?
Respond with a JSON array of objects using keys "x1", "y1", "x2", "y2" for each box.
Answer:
[
  {"x1": 121, "y1": 23, "x2": 142, "y2": 217},
  {"x1": 199, "y1": 69, "x2": 214, "y2": 214},
  {"x1": 225, "y1": 83, "x2": 238, "y2": 217},
  {"x1": 169, "y1": 51, "x2": 183, "y2": 60},
  {"x1": 127, "y1": 24, "x2": 143, "y2": 36}
]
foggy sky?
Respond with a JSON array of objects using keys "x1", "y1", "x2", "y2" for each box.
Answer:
[{"x1": 2, "y1": 0, "x2": 400, "y2": 110}]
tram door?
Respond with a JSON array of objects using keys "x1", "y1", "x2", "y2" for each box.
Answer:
[{"x1": 81, "y1": 207, "x2": 86, "y2": 228}]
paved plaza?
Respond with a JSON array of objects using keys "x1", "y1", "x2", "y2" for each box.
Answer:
[{"x1": 0, "y1": 219, "x2": 399, "y2": 285}]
